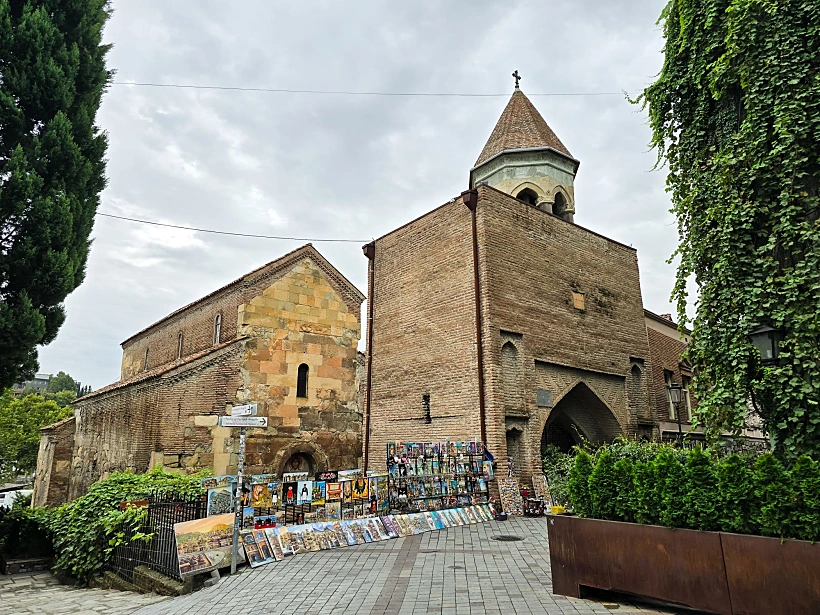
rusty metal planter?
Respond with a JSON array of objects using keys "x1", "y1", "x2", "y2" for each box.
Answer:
[{"x1": 546, "y1": 514, "x2": 820, "y2": 615}]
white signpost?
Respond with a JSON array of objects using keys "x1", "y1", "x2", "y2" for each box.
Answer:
[{"x1": 225, "y1": 405, "x2": 267, "y2": 574}]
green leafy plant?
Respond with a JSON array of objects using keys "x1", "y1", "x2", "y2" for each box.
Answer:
[
  {"x1": 684, "y1": 447, "x2": 720, "y2": 531},
  {"x1": 567, "y1": 449, "x2": 594, "y2": 517},
  {"x1": 789, "y1": 455, "x2": 820, "y2": 542},
  {"x1": 753, "y1": 453, "x2": 794, "y2": 539},
  {"x1": 717, "y1": 454, "x2": 758, "y2": 534},
  {"x1": 542, "y1": 444, "x2": 574, "y2": 506},
  {"x1": 612, "y1": 458, "x2": 635, "y2": 523},
  {"x1": 37, "y1": 466, "x2": 206, "y2": 584},
  {"x1": 631, "y1": 460, "x2": 657, "y2": 525},
  {"x1": 637, "y1": 0, "x2": 820, "y2": 459},
  {"x1": 656, "y1": 448, "x2": 686, "y2": 529},
  {"x1": 588, "y1": 450, "x2": 618, "y2": 520}
]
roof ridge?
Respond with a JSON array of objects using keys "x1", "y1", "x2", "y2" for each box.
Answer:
[{"x1": 475, "y1": 89, "x2": 572, "y2": 166}]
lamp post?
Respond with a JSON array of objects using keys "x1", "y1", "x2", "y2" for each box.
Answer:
[{"x1": 668, "y1": 383, "x2": 683, "y2": 444}]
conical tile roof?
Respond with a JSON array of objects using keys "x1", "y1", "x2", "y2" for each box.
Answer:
[{"x1": 475, "y1": 89, "x2": 572, "y2": 166}]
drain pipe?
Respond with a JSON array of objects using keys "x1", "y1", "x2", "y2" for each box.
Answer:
[
  {"x1": 461, "y1": 189, "x2": 487, "y2": 446},
  {"x1": 362, "y1": 241, "x2": 376, "y2": 472}
]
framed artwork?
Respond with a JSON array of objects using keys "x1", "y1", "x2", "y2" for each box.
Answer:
[
  {"x1": 174, "y1": 513, "x2": 244, "y2": 577},
  {"x1": 352, "y1": 477, "x2": 369, "y2": 500},
  {"x1": 326, "y1": 482, "x2": 342, "y2": 501},
  {"x1": 252, "y1": 529, "x2": 276, "y2": 565},
  {"x1": 263, "y1": 527, "x2": 285, "y2": 561},
  {"x1": 342, "y1": 480, "x2": 353, "y2": 503},
  {"x1": 242, "y1": 507, "x2": 255, "y2": 530},
  {"x1": 312, "y1": 481, "x2": 326, "y2": 505},
  {"x1": 206, "y1": 486, "x2": 233, "y2": 517},
  {"x1": 240, "y1": 531, "x2": 265, "y2": 568},
  {"x1": 201, "y1": 475, "x2": 235, "y2": 489},
  {"x1": 249, "y1": 482, "x2": 272, "y2": 508},
  {"x1": 316, "y1": 470, "x2": 338, "y2": 482},
  {"x1": 326, "y1": 501, "x2": 341, "y2": 521},
  {"x1": 282, "y1": 482, "x2": 298, "y2": 506},
  {"x1": 297, "y1": 480, "x2": 313, "y2": 505}
]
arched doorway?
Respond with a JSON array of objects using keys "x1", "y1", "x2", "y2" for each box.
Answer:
[{"x1": 541, "y1": 382, "x2": 622, "y2": 453}]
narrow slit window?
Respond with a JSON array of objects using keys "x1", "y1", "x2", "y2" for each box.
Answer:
[
  {"x1": 422, "y1": 394, "x2": 432, "y2": 424},
  {"x1": 297, "y1": 363, "x2": 309, "y2": 398},
  {"x1": 143, "y1": 347, "x2": 149, "y2": 372},
  {"x1": 213, "y1": 313, "x2": 222, "y2": 345},
  {"x1": 177, "y1": 332, "x2": 184, "y2": 359}
]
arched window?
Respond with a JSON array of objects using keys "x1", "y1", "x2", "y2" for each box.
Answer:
[
  {"x1": 143, "y1": 347, "x2": 149, "y2": 372},
  {"x1": 177, "y1": 332, "x2": 184, "y2": 359},
  {"x1": 213, "y1": 313, "x2": 222, "y2": 345},
  {"x1": 515, "y1": 188, "x2": 539, "y2": 206},
  {"x1": 297, "y1": 363, "x2": 309, "y2": 398},
  {"x1": 553, "y1": 191, "x2": 566, "y2": 216}
]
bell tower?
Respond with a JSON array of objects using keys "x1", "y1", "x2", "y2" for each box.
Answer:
[{"x1": 470, "y1": 72, "x2": 580, "y2": 222}]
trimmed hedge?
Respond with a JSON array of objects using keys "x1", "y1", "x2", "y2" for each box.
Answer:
[{"x1": 566, "y1": 441, "x2": 820, "y2": 542}]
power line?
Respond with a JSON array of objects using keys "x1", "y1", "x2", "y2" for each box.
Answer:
[
  {"x1": 97, "y1": 212, "x2": 370, "y2": 243},
  {"x1": 111, "y1": 81, "x2": 629, "y2": 97}
]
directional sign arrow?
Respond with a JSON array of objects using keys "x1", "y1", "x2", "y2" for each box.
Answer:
[{"x1": 219, "y1": 416, "x2": 268, "y2": 428}]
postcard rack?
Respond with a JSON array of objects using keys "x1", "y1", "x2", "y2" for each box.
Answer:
[{"x1": 385, "y1": 440, "x2": 492, "y2": 513}]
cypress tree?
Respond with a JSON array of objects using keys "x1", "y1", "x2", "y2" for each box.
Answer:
[{"x1": 0, "y1": 0, "x2": 112, "y2": 388}]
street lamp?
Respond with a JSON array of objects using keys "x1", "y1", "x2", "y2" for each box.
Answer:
[
  {"x1": 748, "y1": 324, "x2": 783, "y2": 365},
  {"x1": 668, "y1": 383, "x2": 683, "y2": 444}
]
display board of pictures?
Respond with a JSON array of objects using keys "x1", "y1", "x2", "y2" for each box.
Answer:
[
  {"x1": 498, "y1": 477, "x2": 524, "y2": 516},
  {"x1": 174, "y1": 513, "x2": 246, "y2": 577},
  {"x1": 531, "y1": 474, "x2": 550, "y2": 502},
  {"x1": 385, "y1": 441, "x2": 490, "y2": 513}
]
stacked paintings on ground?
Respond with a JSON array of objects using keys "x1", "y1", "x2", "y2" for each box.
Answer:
[{"x1": 239, "y1": 504, "x2": 497, "y2": 569}]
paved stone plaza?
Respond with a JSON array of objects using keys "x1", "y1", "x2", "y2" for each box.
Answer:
[{"x1": 3, "y1": 518, "x2": 685, "y2": 615}]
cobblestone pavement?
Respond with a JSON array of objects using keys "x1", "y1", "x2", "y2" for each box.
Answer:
[
  {"x1": 132, "y1": 517, "x2": 685, "y2": 615},
  {"x1": 0, "y1": 570, "x2": 166, "y2": 614}
]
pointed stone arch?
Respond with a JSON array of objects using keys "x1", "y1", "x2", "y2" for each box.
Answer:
[
  {"x1": 511, "y1": 181, "x2": 547, "y2": 208},
  {"x1": 550, "y1": 185, "x2": 574, "y2": 221},
  {"x1": 541, "y1": 381, "x2": 623, "y2": 452}
]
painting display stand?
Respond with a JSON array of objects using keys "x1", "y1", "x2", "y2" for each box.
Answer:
[{"x1": 386, "y1": 440, "x2": 492, "y2": 513}]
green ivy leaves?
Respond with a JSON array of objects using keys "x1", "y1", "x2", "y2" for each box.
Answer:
[{"x1": 638, "y1": 0, "x2": 820, "y2": 459}]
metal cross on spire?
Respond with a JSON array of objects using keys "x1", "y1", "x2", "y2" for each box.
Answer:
[{"x1": 512, "y1": 70, "x2": 521, "y2": 89}]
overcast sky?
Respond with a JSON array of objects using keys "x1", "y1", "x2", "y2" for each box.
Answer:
[{"x1": 37, "y1": 0, "x2": 676, "y2": 389}]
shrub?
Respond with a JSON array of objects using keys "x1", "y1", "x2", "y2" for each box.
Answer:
[
  {"x1": 684, "y1": 447, "x2": 720, "y2": 531},
  {"x1": 612, "y1": 458, "x2": 635, "y2": 523},
  {"x1": 542, "y1": 445, "x2": 574, "y2": 506},
  {"x1": 655, "y1": 449, "x2": 686, "y2": 529},
  {"x1": 632, "y1": 461, "x2": 657, "y2": 525},
  {"x1": 39, "y1": 466, "x2": 207, "y2": 584},
  {"x1": 717, "y1": 454, "x2": 757, "y2": 535},
  {"x1": 567, "y1": 449, "x2": 594, "y2": 517},
  {"x1": 790, "y1": 456, "x2": 820, "y2": 542},
  {"x1": 589, "y1": 450, "x2": 618, "y2": 520},
  {"x1": 0, "y1": 499, "x2": 53, "y2": 560},
  {"x1": 753, "y1": 454, "x2": 794, "y2": 539}
]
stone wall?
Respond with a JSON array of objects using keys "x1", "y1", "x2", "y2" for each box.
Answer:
[
  {"x1": 69, "y1": 341, "x2": 245, "y2": 499},
  {"x1": 32, "y1": 416, "x2": 76, "y2": 507},
  {"x1": 365, "y1": 200, "x2": 481, "y2": 467}
]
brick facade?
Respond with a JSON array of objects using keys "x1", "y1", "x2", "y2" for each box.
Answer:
[
  {"x1": 34, "y1": 245, "x2": 365, "y2": 504},
  {"x1": 364, "y1": 185, "x2": 652, "y2": 478}
]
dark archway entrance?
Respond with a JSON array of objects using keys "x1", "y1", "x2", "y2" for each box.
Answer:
[{"x1": 541, "y1": 382, "x2": 622, "y2": 453}]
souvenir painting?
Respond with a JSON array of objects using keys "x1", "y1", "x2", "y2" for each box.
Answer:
[
  {"x1": 532, "y1": 474, "x2": 550, "y2": 501},
  {"x1": 326, "y1": 482, "x2": 342, "y2": 501},
  {"x1": 282, "y1": 471, "x2": 309, "y2": 482},
  {"x1": 252, "y1": 529, "x2": 277, "y2": 564},
  {"x1": 263, "y1": 527, "x2": 285, "y2": 561},
  {"x1": 241, "y1": 507, "x2": 255, "y2": 530},
  {"x1": 287, "y1": 525, "x2": 308, "y2": 554},
  {"x1": 201, "y1": 475, "x2": 235, "y2": 489},
  {"x1": 342, "y1": 480, "x2": 353, "y2": 503},
  {"x1": 297, "y1": 480, "x2": 313, "y2": 505},
  {"x1": 380, "y1": 516, "x2": 399, "y2": 538},
  {"x1": 316, "y1": 470, "x2": 338, "y2": 483},
  {"x1": 326, "y1": 501, "x2": 341, "y2": 521},
  {"x1": 312, "y1": 481, "x2": 326, "y2": 505},
  {"x1": 174, "y1": 513, "x2": 245, "y2": 577},
  {"x1": 341, "y1": 521, "x2": 358, "y2": 546},
  {"x1": 431, "y1": 511, "x2": 446, "y2": 530},
  {"x1": 249, "y1": 482, "x2": 271, "y2": 508},
  {"x1": 206, "y1": 485, "x2": 233, "y2": 516},
  {"x1": 423, "y1": 512, "x2": 437, "y2": 531},
  {"x1": 352, "y1": 477, "x2": 369, "y2": 500},
  {"x1": 283, "y1": 482, "x2": 298, "y2": 506},
  {"x1": 330, "y1": 521, "x2": 348, "y2": 547},
  {"x1": 240, "y1": 531, "x2": 266, "y2": 567}
]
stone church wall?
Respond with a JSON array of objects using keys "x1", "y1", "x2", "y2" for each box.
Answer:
[
  {"x1": 69, "y1": 341, "x2": 244, "y2": 499},
  {"x1": 32, "y1": 416, "x2": 75, "y2": 507},
  {"x1": 365, "y1": 200, "x2": 481, "y2": 467},
  {"x1": 475, "y1": 186, "x2": 651, "y2": 476}
]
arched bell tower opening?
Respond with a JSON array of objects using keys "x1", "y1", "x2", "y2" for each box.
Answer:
[
  {"x1": 515, "y1": 188, "x2": 540, "y2": 206},
  {"x1": 541, "y1": 382, "x2": 622, "y2": 453}
]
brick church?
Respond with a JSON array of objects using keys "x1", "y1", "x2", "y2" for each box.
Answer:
[
  {"x1": 362, "y1": 83, "x2": 656, "y2": 478},
  {"x1": 34, "y1": 244, "x2": 365, "y2": 506}
]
